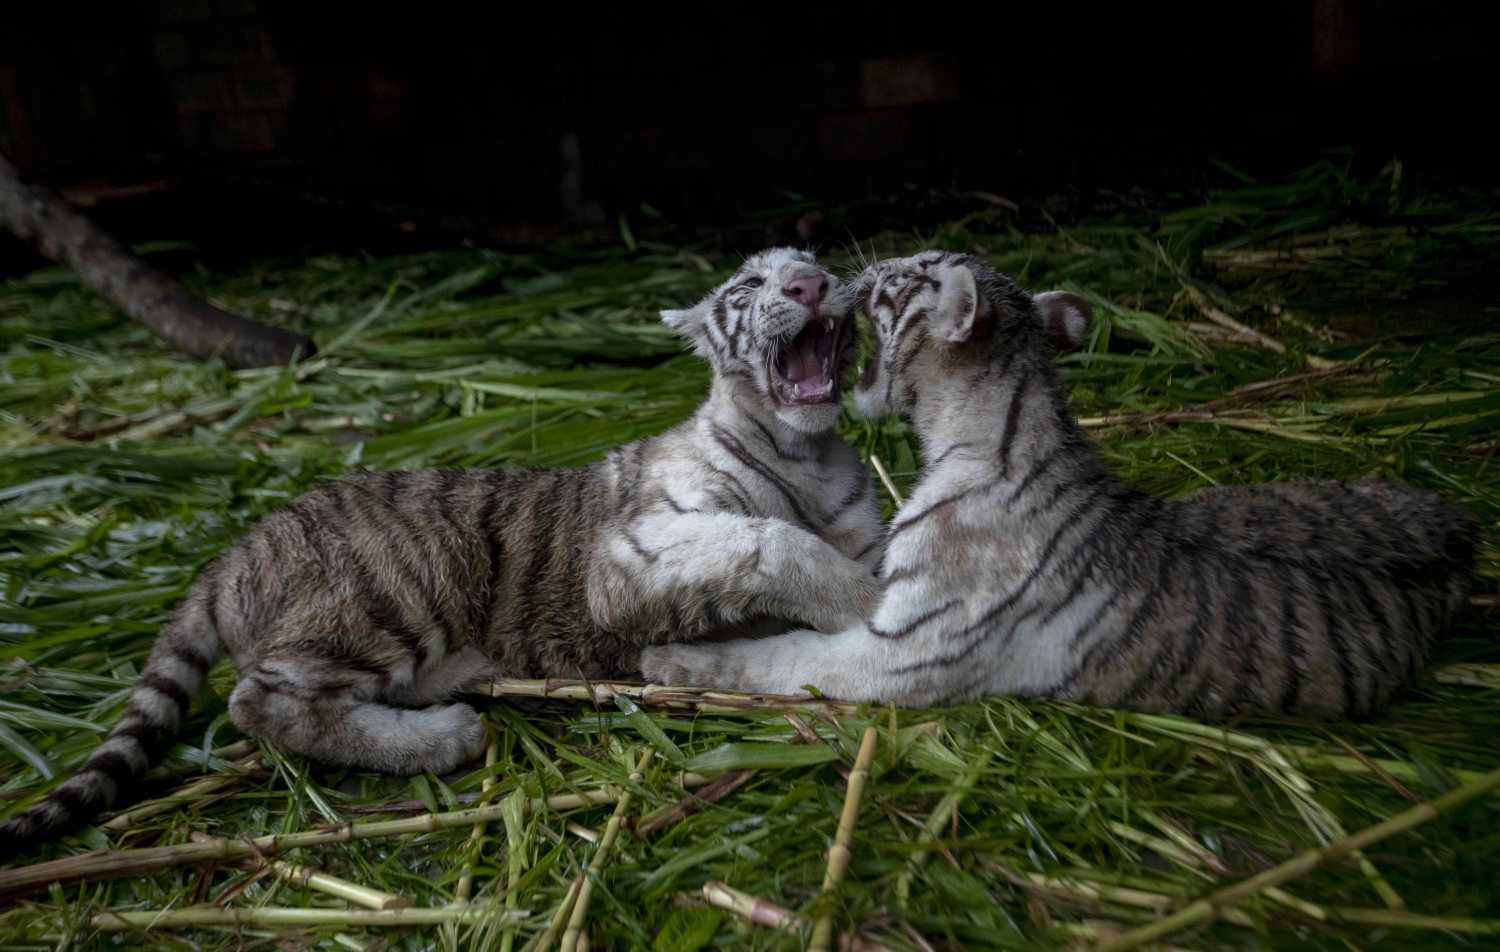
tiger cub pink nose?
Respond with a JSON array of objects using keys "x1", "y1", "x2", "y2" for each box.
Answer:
[{"x1": 782, "y1": 275, "x2": 826, "y2": 309}]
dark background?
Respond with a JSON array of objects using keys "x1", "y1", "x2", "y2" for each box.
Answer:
[{"x1": 1, "y1": 0, "x2": 1495, "y2": 263}]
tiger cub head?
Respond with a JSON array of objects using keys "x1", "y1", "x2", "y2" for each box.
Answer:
[
  {"x1": 852, "y1": 250, "x2": 1092, "y2": 418},
  {"x1": 662, "y1": 248, "x2": 855, "y2": 434}
]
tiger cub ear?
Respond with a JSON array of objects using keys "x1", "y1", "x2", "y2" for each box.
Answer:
[
  {"x1": 932, "y1": 263, "x2": 989, "y2": 344},
  {"x1": 1034, "y1": 291, "x2": 1092, "y2": 351},
  {"x1": 661, "y1": 303, "x2": 713, "y2": 358}
]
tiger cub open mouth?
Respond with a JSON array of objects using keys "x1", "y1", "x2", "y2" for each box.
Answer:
[{"x1": 770, "y1": 315, "x2": 848, "y2": 406}]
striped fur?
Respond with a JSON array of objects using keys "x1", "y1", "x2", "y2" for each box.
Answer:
[
  {"x1": 0, "y1": 248, "x2": 882, "y2": 856},
  {"x1": 642, "y1": 251, "x2": 1476, "y2": 718}
]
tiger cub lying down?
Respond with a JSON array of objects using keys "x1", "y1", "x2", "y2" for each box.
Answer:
[
  {"x1": 1, "y1": 248, "x2": 883, "y2": 854},
  {"x1": 643, "y1": 251, "x2": 1475, "y2": 718}
]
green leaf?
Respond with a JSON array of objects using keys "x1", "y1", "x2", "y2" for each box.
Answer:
[
  {"x1": 409, "y1": 774, "x2": 440, "y2": 814},
  {"x1": 0, "y1": 721, "x2": 55, "y2": 780},
  {"x1": 615, "y1": 696, "x2": 684, "y2": 765},
  {"x1": 652, "y1": 907, "x2": 723, "y2": 952},
  {"x1": 683, "y1": 742, "x2": 837, "y2": 771}
]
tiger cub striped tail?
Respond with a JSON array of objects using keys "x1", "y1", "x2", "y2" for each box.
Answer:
[{"x1": 0, "y1": 592, "x2": 220, "y2": 856}]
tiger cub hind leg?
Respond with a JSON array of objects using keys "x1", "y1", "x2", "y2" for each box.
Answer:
[{"x1": 228, "y1": 663, "x2": 487, "y2": 776}]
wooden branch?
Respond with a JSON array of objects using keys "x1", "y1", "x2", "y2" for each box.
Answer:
[{"x1": 0, "y1": 151, "x2": 314, "y2": 369}]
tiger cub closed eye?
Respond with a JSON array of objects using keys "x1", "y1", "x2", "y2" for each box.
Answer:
[
  {"x1": 643, "y1": 250, "x2": 1476, "y2": 719},
  {"x1": 2, "y1": 248, "x2": 884, "y2": 856}
]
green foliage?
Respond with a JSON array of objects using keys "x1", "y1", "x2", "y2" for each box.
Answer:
[{"x1": 0, "y1": 162, "x2": 1497, "y2": 949}]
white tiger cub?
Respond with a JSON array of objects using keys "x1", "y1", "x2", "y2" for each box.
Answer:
[
  {"x1": 642, "y1": 251, "x2": 1474, "y2": 717},
  {"x1": 0, "y1": 248, "x2": 888, "y2": 855}
]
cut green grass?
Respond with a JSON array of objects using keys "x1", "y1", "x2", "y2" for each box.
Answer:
[{"x1": 1, "y1": 160, "x2": 1497, "y2": 950}]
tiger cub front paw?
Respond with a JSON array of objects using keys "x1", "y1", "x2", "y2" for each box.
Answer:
[{"x1": 641, "y1": 644, "x2": 718, "y2": 688}]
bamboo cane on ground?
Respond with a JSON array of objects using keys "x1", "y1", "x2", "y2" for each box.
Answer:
[
  {"x1": 810, "y1": 726, "x2": 878, "y2": 952},
  {"x1": 187, "y1": 832, "x2": 411, "y2": 910},
  {"x1": 454, "y1": 734, "x2": 500, "y2": 904},
  {"x1": 478, "y1": 678, "x2": 856, "y2": 715},
  {"x1": 0, "y1": 773, "x2": 713, "y2": 901},
  {"x1": 557, "y1": 750, "x2": 652, "y2": 952},
  {"x1": 93, "y1": 906, "x2": 527, "y2": 931}
]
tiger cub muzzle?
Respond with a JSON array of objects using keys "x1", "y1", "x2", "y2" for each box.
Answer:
[{"x1": 765, "y1": 270, "x2": 853, "y2": 407}]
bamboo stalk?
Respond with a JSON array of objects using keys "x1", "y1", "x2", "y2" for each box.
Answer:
[
  {"x1": 529, "y1": 879, "x2": 582, "y2": 952},
  {"x1": 1105, "y1": 822, "x2": 1213, "y2": 878},
  {"x1": 455, "y1": 735, "x2": 500, "y2": 903},
  {"x1": 103, "y1": 753, "x2": 263, "y2": 832},
  {"x1": 263, "y1": 859, "x2": 411, "y2": 911},
  {"x1": 188, "y1": 832, "x2": 411, "y2": 910},
  {"x1": 1077, "y1": 410, "x2": 1219, "y2": 429},
  {"x1": 1326, "y1": 906, "x2": 1500, "y2": 934},
  {"x1": 1075, "y1": 409, "x2": 1350, "y2": 447},
  {"x1": 1265, "y1": 886, "x2": 1327, "y2": 921},
  {"x1": 1135, "y1": 811, "x2": 1229, "y2": 876},
  {"x1": 988, "y1": 863, "x2": 1255, "y2": 930},
  {"x1": 558, "y1": 750, "x2": 651, "y2": 952},
  {"x1": 476, "y1": 677, "x2": 856, "y2": 715},
  {"x1": 565, "y1": 822, "x2": 599, "y2": 844},
  {"x1": 1282, "y1": 746, "x2": 1487, "y2": 787},
  {"x1": 0, "y1": 774, "x2": 712, "y2": 900},
  {"x1": 1185, "y1": 286, "x2": 1286, "y2": 356},
  {"x1": 702, "y1": 880, "x2": 803, "y2": 931},
  {"x1": 868, "y1": 454, "x2": 906, "y2": 507},
  {"x1": 1432, "y1": 663, "x2": 1500, "y2": 690},
  {"x1": 1098, "y1": 765, "x2": 1500, "y2": 951},
  {"x1": 1207, "y1": 362, "x2": 1367, "y2": 406},
  {"x1": 92, "y1": 906, "x2": 527, "y2": 931},
  {"x1": 701, "y1": 881, "x2": 895, "y2": 952},
  {"x1": 810, "y1": 726, "x2": 878, "y2": 952}
]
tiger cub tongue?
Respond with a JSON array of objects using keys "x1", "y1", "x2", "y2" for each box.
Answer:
[{"x1": 784, "y1": 338, "x2": 831, "y2": 398}]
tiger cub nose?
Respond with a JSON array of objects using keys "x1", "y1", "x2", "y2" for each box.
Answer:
[{"x1": 782, "y1": 275, "x2": 826, "y2": 309}]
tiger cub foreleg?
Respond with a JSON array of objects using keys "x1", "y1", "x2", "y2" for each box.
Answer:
[
  {"x1": 640, "y1": 625, "x2": 868, "y2": 696},
  {"x1": 591, "y1": 510, "x2": 880, "y2": 638},
  {"x1": 641, "y1": 592, "x2": 975, "y2": 703}
]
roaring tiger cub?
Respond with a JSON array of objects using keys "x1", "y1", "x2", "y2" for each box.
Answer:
[
  {"x1": 643, "y1": 250, "x2": 1476, "y2": 718},
  {"x1": 1, "y1": 248, "x2": 882, "y2": 853}
]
